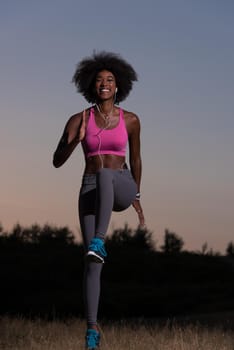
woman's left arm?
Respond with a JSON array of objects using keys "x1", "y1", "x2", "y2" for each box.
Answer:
[{"x1": 127, "y1": 112, "x2": 145, "y2": 227}]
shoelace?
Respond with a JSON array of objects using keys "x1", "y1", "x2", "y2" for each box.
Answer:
[{"x1": 89, "y1": 239, "x2": 107, "y2": 257}]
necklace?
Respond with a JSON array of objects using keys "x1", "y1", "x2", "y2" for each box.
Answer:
[{"x1": 96, "y1": 104, "x2": 114, "y2": 125}]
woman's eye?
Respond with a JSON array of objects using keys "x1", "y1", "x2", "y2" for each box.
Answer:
[{"x1": 96, "y1": 77, "x2": 114, "y2": 83}]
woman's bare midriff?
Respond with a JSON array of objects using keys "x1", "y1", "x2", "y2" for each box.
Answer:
[{"x1": 84, "y1": 154, "x2": 126, "y2": 174}]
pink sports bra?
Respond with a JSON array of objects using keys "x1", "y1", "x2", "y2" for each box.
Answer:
[{"x1": 82, "y1": 107, "x2": 128, "y2": 158}]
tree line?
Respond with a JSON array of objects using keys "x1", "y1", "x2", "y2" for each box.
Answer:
[
  {"x1": 0, "y1": 222, "x2": 234, "y2": 256},
  {"x1": 1, "y1": 222, "x2": 234, "y2": 319}
]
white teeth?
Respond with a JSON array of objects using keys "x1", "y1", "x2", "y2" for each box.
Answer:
[{"x1": 100, "y1": 89, "x2": 109, "y2": 92}]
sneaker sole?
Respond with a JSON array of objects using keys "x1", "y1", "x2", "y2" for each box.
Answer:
[{"x1": 86, "y1": 251, "x2": 104, "y2": 264}]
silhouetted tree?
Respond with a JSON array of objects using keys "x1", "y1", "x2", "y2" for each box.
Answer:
[
  {"x1": 8, "y1": 223, "x2": 24, "y2": 243},
  {"x1": 38, "y1": 224, "x2": 75, "y2": 245},
  {"x1": 133, "y1": 225, "x2": 155, "y2": 250},
  {"x1": 160, "y1": 229, "x2": 184, "y2": 254},
  {"x1": 106, "y1": 224, "x2": 155, "y2": 251},
  {"x1": 107, "y1": 223, "x2": 133, "y2": 246},
  {"x1": 0, "y1": 222, "x2": 7, "y2": 245},
  {"x1": 1, "y1": 223, "x2": 75, "y2": 245},
  {"x1": 194, "y1": 242, "x2": 220, "y2": 256},
  {"x1": 226, "y1": 242, "x2": 234, "y2": 257},
  {"x1": 201, "y1": 242, "x2": 208, "y2": 255}
]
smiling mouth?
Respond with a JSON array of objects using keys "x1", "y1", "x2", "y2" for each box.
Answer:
[{"x1": 100, "y1": 88, "x2": 110, "y2": 92}]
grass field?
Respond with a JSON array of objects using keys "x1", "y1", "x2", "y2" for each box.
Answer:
[{"x1": 0, "y1": 314, "x2": 234, "y2": 350}]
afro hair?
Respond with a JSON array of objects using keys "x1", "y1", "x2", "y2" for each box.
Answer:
[{"x1": 72, "y1": 51, "x2": 138, "y2": 103}]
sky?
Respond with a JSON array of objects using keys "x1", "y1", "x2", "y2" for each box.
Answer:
[{"x1": 0, "y1": 0, "x2": 233, "y2": 253}]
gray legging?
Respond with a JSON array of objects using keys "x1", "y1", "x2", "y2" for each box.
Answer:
[{"x1": 78, "y1": 167, "x2": 137, "y2": 326}]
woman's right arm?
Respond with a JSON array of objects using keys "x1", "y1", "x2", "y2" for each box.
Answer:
[{"x1": 53, "y1": 111, "x2": 86, "y2": 168}]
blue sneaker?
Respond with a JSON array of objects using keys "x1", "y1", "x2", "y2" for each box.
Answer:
[
  {"x1": 87, "y1": 237, "x2": 107, "y2": 263},
  {"x1": 85, "y1": 329, "x2": 100, "y2": 349}
]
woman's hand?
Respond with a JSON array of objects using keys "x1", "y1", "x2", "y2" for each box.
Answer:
[{"x1": 132, "y1": 199, "x2": 145, "y2": 228}]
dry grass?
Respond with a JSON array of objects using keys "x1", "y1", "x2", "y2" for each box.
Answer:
[{"x1": 0, "y1": 315, "x2": 234, "y2": 350}]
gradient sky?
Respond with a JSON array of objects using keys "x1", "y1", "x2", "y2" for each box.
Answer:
[{"x1": 1, "y1": 1, "x2": 233, "y2": 253}]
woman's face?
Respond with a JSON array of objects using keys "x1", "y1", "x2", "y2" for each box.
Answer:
[{"x1": 95, "y1": 70, "x2": 117, "y2": 101}]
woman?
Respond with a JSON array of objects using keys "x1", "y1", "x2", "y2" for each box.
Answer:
[{"x1": 53, "y1": 51, "x2": 145, "y2": 349}]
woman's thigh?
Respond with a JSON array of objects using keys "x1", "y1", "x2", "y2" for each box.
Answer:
[{"x1": 113, "y1": 169, "x2": 137, "y2": 211}]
